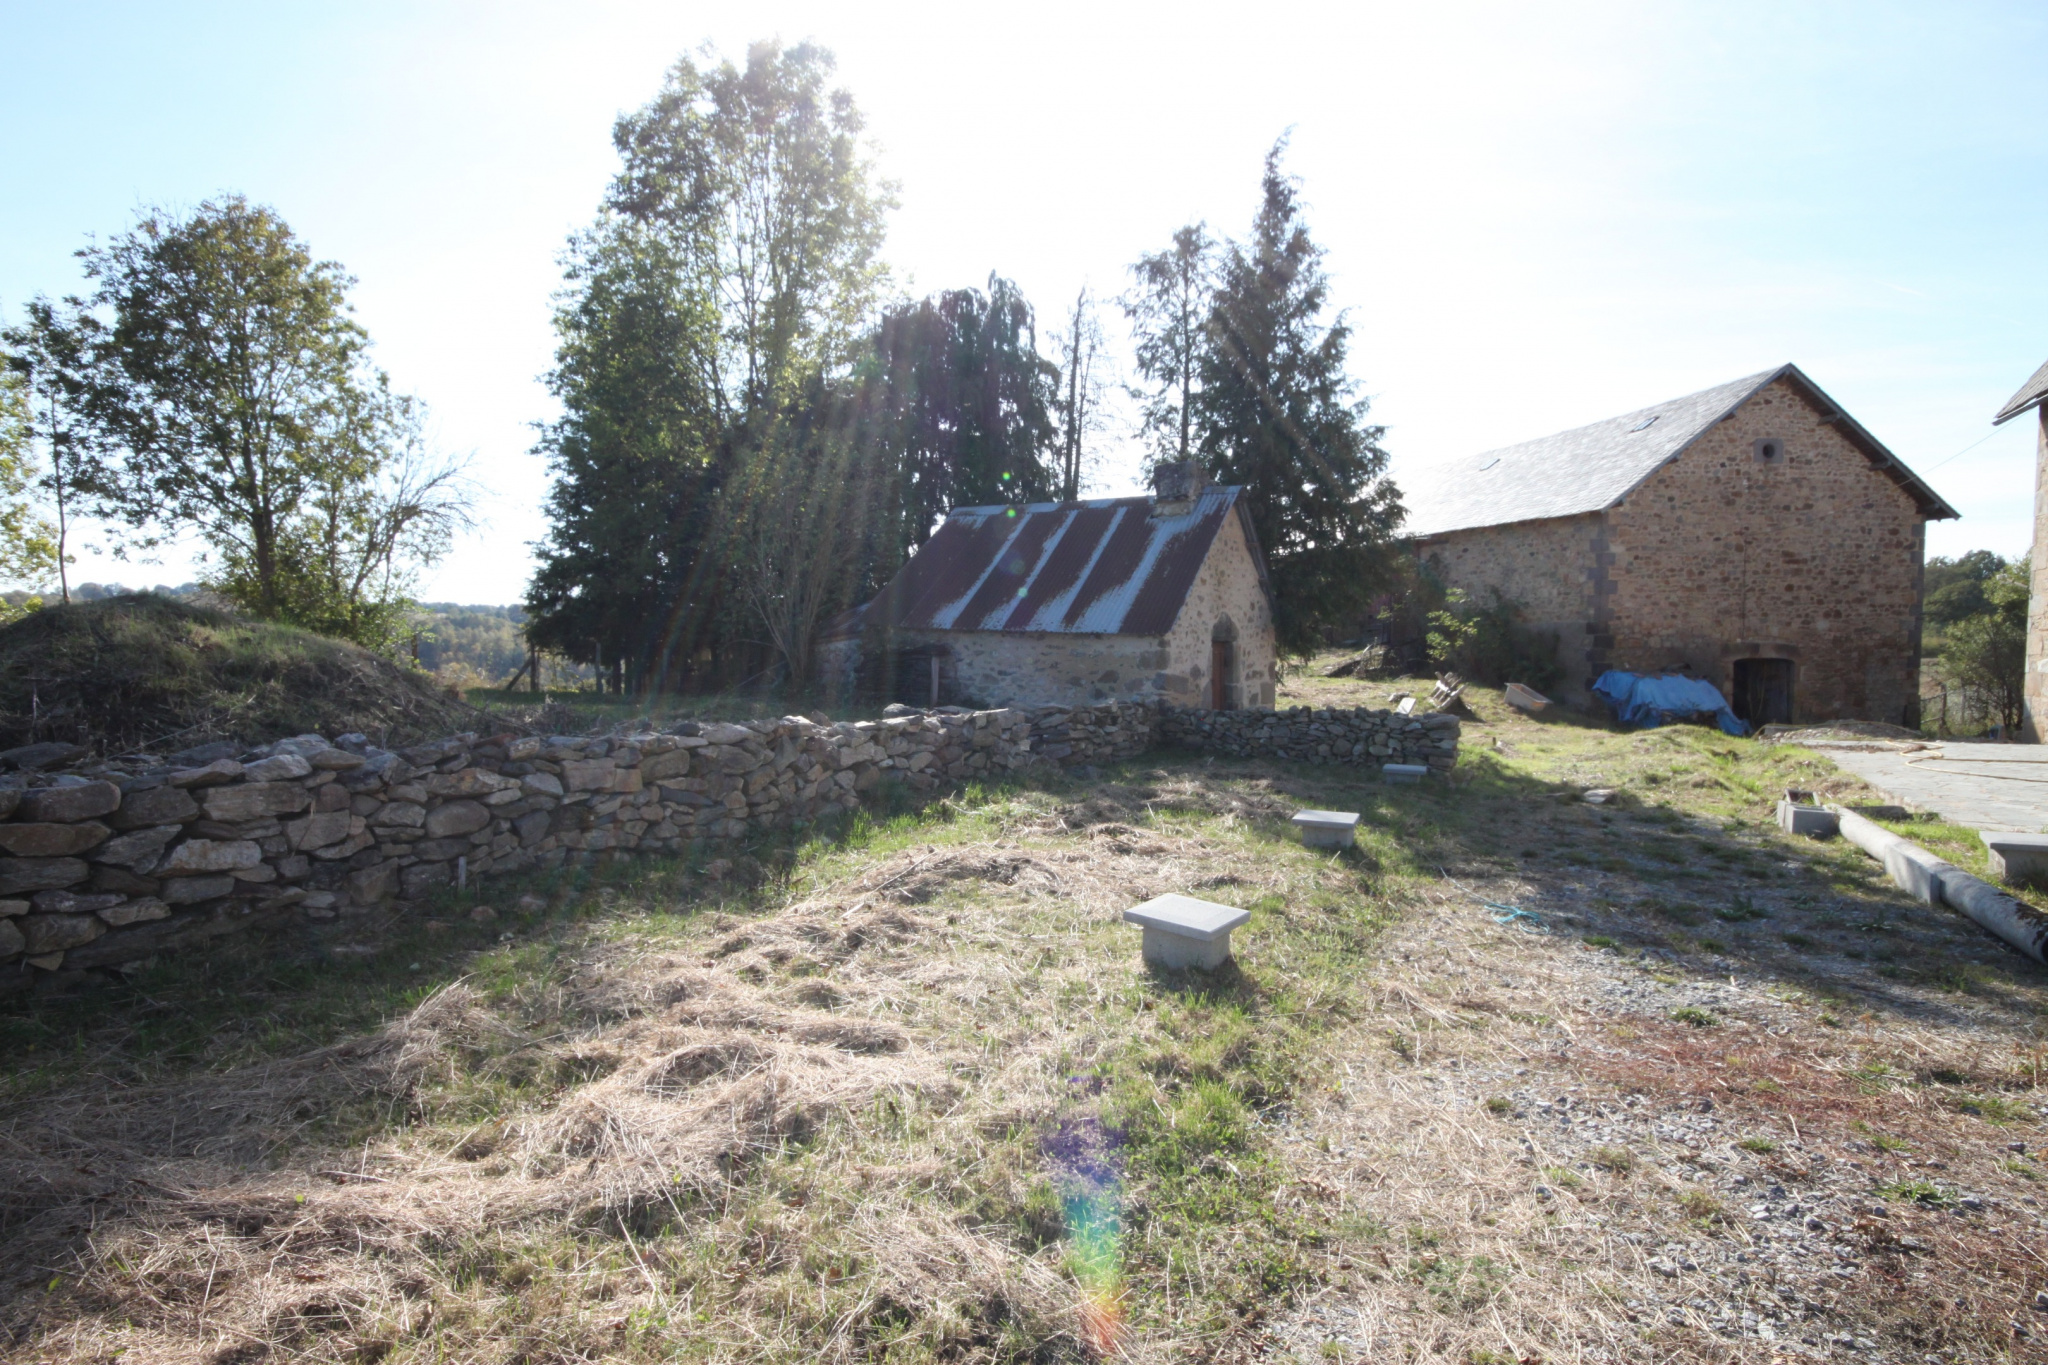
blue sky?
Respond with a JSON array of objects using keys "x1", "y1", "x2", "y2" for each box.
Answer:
[{"x1": 4, "y1": 1, "x2": 2045, "y2": 603}]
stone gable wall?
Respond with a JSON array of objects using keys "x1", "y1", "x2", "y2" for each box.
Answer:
[
  {"x1": 1412, "y1": 377, "x2": 1928, "y2": 723},
  {"x1": 2, "y1": 699, "x2": 1452, "y2": 989},
  {"x1": 1602, "y1": 377, "x2": 1925, "y2": 724}
]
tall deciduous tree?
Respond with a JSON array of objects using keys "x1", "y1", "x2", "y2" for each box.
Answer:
[
  {"x1": 1123, "y1": 223, "x2": 1213, "y2": 470},
  {"x1": 0, "y1": 367, "x2": 59, "y2": 621},
  {"x1": 9, "y1": 198, "x2": 467, "y2": 648},
  {"x1": 528, "y1": 39, "x2": 893, "y2": 690},
  {"x1": 1050, "y1": 286, "x2": 1108, "y2": 501},
  {"x1": 861, "y1": 275, "x2": 1059, "y2": 551},
  {"x1": 1195, "y1": 142, "x2": 1401, "y2": 653}
]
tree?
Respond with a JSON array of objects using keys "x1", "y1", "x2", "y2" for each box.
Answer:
[
  {"x1": 860, "y1": 275, "x2": 1059, "y2": 552},
  {"x1": 0, "y1": 368, "x2": 59, "y2": 623},
  {"x1": 528, "y1": 39, "x2": 893, "y2": 692},
  {"x1": 1194, "y1": 140, "x2": 1402, "y2": 654},
  {"x1": 1, "y1": 298, "x2": 91, "y2": 604},
  {"x1": 12, "y1": 198, "x2": 466, "y2": 647},
  {"x1": 1943, "y1": 557, "x2": 2029, "y2": 732},
  {"x1": 210, "y1": 386, "x2": 470, "y2": 652},
  {"x1": 1923, "y1": 550, "x2": 2005, "y2": 627},
  {"x1": 1050, "y1": 286, "x2": 1109, "y2": 501},
  {"x1": 1122, "y1": 223, "x2": 1213, "y2": 470}
]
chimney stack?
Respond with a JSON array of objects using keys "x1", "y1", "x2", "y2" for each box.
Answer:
[{"x1": 1150, "y1": 461, "x2": 1206, "y2": 516}]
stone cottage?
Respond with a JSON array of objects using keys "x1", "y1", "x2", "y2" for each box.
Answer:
[
  {"x1": 821, "y1": 463, "x2": 1278, "y2": 709},
  {"x1": 1992, "y1": 357, "x2": 2048, "y2": 742},
  {"x1": 1398, "y1": 364, "x2": 1956, "y2": 725}
]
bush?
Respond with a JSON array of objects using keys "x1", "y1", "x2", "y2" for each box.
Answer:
[{"x1": 1424, "y1": 586, "x2": 1563, "y2": 691}]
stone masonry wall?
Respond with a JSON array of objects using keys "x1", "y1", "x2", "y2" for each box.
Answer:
[
  {"x1": 1601, "y1": 376, "x2": 1926, "y2": 726},
  {"x1": 1159, "y1": 705, "x2": 1460, "y2": 770},
  {"x1": 1414, "y1": 513, "x2": 1603, "y2": 703},
  {"x1": 0, "y1": 700, "x2": 1455, "y2": 989}
]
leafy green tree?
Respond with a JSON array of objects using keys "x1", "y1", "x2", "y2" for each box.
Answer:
[
  {"x1": 1194, "y1": 141, "x2": 1402, "y2": 654},
  {"x1": 1943, "y1": 557, "x2": 2029, "y2": 731},
  {"x1": 1923, "y1": 549, "x2": 2006, "y2": 627},
  {"x1": 1, "y1": 299, "x2": 91, "y2": 604},
  {"x1": 528, "y1": 39, "x2": 893, "y2": 691},
  {"x1": 860, "y1": 276, "x2": 1059, "y2": 550},
  {"x1": 1122, "y1": 223, "x2": 1213, "y2": 470},
  {"x1": 0, "y1": 369, "x2": 59, "y2": 624},
  {"x1": 10, "y1": 199, "x2": 466, "y2": 648}
]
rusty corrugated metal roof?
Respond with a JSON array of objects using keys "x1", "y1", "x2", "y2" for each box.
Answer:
[{"x1": 827, "y1": 485, "x2": 1250, "y2": 639}]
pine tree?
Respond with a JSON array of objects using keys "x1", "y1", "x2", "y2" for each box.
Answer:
[{"x1": 1195, "y1": 141, "x2": 1402, "y2": 653}]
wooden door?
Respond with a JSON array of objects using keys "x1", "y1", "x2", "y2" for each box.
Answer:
[{"x1": 1211, "y1": 640, "x2": 1234, "y2": 710}]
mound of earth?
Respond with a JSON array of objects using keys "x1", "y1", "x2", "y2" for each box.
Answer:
[{"x1": 0, "y1": 594, "x2": 478, "y2": 760}]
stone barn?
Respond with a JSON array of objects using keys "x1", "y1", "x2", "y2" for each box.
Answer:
[
  {"x1": 1398, "y1": 364, "x2": 1956, "y2": 726},
  {"x1": 821, "y1": 463, "x2": 1277, "y2": 710}
]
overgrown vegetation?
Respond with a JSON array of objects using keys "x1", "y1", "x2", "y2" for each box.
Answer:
[{"x1": 0, "y1": 594, "x2": 475, "y2": 753}]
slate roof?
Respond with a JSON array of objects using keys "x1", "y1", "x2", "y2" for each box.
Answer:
[
  {"x1": 824, "y1": 484, "x2": 1267, "y2": 640},
  {"x1": 1399, "y1": 363, "x2": 1955, "y2": 538},
  {"x1": 1993, "y1": 357, "x2": 2048, "y2": 425}
]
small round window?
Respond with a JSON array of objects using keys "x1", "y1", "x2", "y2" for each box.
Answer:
[{"x1": 1753, "y1": 438, "x2": 1784, "y2": 464}]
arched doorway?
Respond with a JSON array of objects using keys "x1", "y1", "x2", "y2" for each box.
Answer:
[{"x1": 1211, "y1": 617, "x2": 1238, "y2": 710}]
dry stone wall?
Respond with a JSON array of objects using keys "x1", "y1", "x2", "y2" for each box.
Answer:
[
  {"x1": 0, "y1": 699, "x2": 1454, "y2": 989},
  {"x1": 1158, "y1": 705, "x2": 1460, "y2": 769}
]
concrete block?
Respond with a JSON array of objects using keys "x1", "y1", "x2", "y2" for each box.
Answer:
[
  {"x1": 1775, "y1": 799, "x2": 1839, "y2": 839},
  {"x1": 1979, "y1": 831, "x2": 2048, "y2": 886},
  {"x1": 1291, "y1": 809, "x2": 1360, "y2": 849},
  {"x1": 1123, "y1": 893, "x2": 1251, "y2": 971},
  {"x1": 1382, "y1": 763, "x2": 1428, "y2": 784}
]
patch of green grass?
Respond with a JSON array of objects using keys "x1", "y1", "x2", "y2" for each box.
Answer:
[
  {"x1": 1483, "y1": 1096, "x2": 1514, "y2": 1116},
  {"x1": 1737, "y1": 1137, "x2": 1778, "y2": 1153},
  {"x1": 1670, "y1": 1007, "x2": 1719, "y2": 1028},
  {"x1": 1583, "y1": 934, "x2": 1621, "y2": 950},
  {"x1": 1851, "y1": 1122, "x2": 1910, "y2": 1153},
  {"x1": 1540, "y1": 1165, "x2": 1583, "y2": 1189},
  {"x1": 1876, "y1": 1179, "x2": 1953, "y2": 1207},
  {"x1": 1676, "y1": 1187, "x2": 1725, "y2": 1221},
  {"x1": 1589, "y1": 1145, "x2": 1635, "y2": 1174}
]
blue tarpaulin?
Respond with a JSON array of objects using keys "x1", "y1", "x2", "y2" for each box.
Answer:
[{"x1": 1591, "y1": 671, "x2": 1751, "y2": 737}]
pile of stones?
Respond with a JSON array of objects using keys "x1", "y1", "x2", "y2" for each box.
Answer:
[{"x1": 1158, "y1": 704, "x2": 1459, "y2": 770}]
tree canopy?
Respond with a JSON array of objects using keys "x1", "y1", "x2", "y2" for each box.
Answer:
[
  {"x1": 1, "y1": 198, "x2": 466, "y2": 652},
  {"x1": 527, "y1": 41, "x2": 1065, "y2": 691},
  {"x1": 1191, "y1": 141, "x2": 1402, "y2": 653}
]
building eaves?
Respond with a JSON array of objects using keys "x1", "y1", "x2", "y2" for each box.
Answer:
[{"x1": 1993, "y1": 357, "x2": 2048, "y2": 425}]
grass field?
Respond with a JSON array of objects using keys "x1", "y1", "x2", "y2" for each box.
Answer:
[{"x1": 2, "y1": 671, "x2": 2043, "y2": 1363}]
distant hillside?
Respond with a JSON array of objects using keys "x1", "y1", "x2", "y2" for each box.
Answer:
[
  {"x1": 413, "y1": 602, "x2": 528, "y2": 681},
  {"x1": 0, "y1": 595, "x2": 478, "y2": 756}
]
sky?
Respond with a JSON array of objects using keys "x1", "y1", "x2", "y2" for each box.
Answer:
[{"x1": 4, "y1": 0, "x2": 2047, "y2": 605}]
